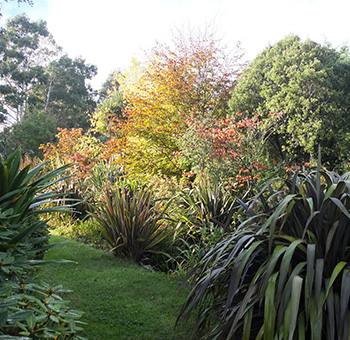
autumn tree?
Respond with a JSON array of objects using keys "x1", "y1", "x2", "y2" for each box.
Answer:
[
  {"x1": 40, "y1": 128, "x2": 102, "y2": 180},
  {"x1": 229, "y1": 35, "x2": 350, "y2": 169},
  {"x1": 110, "y1": 29, "x2": 246, "y2": 178},
  {"x1": 40, "y1": 128, "x2": 104, "y2": 217},
  {"x1": 181, "y1": 111, "x2": 283, "y2": 194}
]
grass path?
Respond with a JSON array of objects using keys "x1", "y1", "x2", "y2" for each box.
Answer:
[{"x1": 37, "y1": 236, "x2": 197, "y2": 340}]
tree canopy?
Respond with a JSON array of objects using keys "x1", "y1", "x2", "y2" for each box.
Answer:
[
  {"x1": 229, "y1": 35, "x2": 350, "y2": 169},
  {"x1": 0, "y1": 14, "x2": 56, "y2": 123},
  {"x1": 109, "y1": 30, "x2": 246, "y2": 178},
  {"x1": 36, "y1": 54, "x2": 97, "y2": 130},
  {"x1": 0, "y1": 14, "x2": 98, "y2": 157}
]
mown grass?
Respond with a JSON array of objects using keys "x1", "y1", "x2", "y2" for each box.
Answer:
[{"x1": 37, "y1": 236, "x2": 198, "y2": 340}]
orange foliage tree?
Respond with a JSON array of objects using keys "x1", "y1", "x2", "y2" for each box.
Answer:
[
  {"x1": 40, "y1": 128, "x2": 103, "y2": 190},
  {"x1": 107, "y1": 29, "x2": 246, "y2": 179},
  {"x1": 182, "y1": 111, "x2": 284, "y2": 192}
]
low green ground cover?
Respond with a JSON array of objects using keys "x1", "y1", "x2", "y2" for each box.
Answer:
[{"x1": 37, "y1": 236, "x2": 197, "y2": 340}]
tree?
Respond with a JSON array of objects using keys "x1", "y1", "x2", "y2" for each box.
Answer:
[
  {"x1": 182, "y1": 111, "x2": 282, "y2": 193},
  {"x1": 0, "y1": 110, "x2": 57, "y2": 157},
  {"x1": 110, "y1": 29, "x2": 246, "y2": 178},
  {"x1": 40, "y1": 127, "x2": 103, "y2": 181},
  {"x1": 40, "y1": 127, "x2": 103, "y2": 217},
  {"x1": 90, "y1": 88, "x2": 123, "y2": 138},
  {"x1": 37, "y1": 55, "x2": 97, "y2": 130},
  {"x1": 229, "y1": 35, "x2": 350, "y2": 169},
  {"x1": 0, "y1": 15, "x2": 98, "y2": 158},
  {"x1": 98, "y1": 70, "x2": 120, "y2": 102},
  {"x1": 0, "y1": 14, "x2": 58, "y2": 124},
  {"x1": 90, "y1": 71, "x2": 124, "y2": 138},
  {"x1": 0, "y1": 15, "x2": 97, "y2": 129}
]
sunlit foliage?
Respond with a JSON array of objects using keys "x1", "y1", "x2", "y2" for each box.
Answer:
[{"x1": 108, "y1": 29, "x2": 246, "y2": 179}]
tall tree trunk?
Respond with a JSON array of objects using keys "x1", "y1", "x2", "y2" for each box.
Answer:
[{"x1": 45, "y1": 78, "x2": 53, "y2": 112}]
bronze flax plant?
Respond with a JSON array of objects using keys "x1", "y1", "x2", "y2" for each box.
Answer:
[{"x1": 92, "y1": 181, "x2": 172, "y2": 262}]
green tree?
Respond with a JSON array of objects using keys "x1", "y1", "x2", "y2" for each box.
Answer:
[
  {"x1": 38, "y1": 55, "x2": 97, "y2": 130},
  {"x1": 91, "y1": 70, "x2": 124, "y2": 138},
  {"x1": 0, "y1": 110, "x2": 57, "y2": 157},
  {"x1": 0, "y1": 14, "x2": 58, "y2": 124},
  {"x1": 229, "y1": 35, "x2": 350, "y2": 169},
  {"x1": 0, "y1": 15, "x2": 98, "y2": 158},
  {"x1": 90, "y1": 88, "x2": 123, "y2": 138},
  {"x1": 98, "y1": 70, "x2": 120, "y2": 102}
]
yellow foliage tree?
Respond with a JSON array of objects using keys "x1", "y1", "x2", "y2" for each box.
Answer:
[{"x1": 108, "y1": 29, "x2": 246, "y2": 179}]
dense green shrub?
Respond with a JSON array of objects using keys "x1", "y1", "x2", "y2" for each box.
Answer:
[
  {"x1": 229, "y1": 35, "x2": 350, "y2": 169},
  {"x1": 178, "y1": 159, "x2": 350, "y2": 339},
  {"x1": 0, "y1": 149, "x2": 85, "y2": 339}
]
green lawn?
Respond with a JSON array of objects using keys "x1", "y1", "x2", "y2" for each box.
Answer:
[{"x1": 37, "y1": 236, "x2": 197, "y2": 340}]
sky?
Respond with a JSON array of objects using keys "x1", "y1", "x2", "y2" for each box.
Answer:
[{"x1": 0, "y1": 0, "x2": 349, "y2": 90}]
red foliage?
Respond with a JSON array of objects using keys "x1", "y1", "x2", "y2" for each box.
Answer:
[
  {"x1": 40, "y1": 128, "x2": 102, "y2": 180},
  {"x1": 183, "y1": 111, "x2": 283, "y2": 189}
]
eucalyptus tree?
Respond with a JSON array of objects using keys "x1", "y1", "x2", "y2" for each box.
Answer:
[
  {"x1": 38, "y1": 55, "x2": 97, "y2": 130},
  {"x1": 0, "y1": 14, "x2": 58, "y2": 124},
  {"x1": 0, "y1": 14, "x2": 98, "y2": 157}
]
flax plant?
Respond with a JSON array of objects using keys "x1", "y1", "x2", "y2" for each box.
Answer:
[
  {"x1": 173, "y1": 179, "x2": 236, "y2": 274},
  {"x1": 178, "y1": 156, "x2": 350, "y2": 339},
  {"x1": 92, "y1": 180, "x2": 172, "y2": 262}
]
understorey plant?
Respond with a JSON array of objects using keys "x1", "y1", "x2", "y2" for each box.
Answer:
[
  {"x1": 178, "y1": 153, "x2": 350, "y2": 339},
  {"x1": 0, "y1": 149, "x2": 85, "y2": 339},
  {"x1": 173, "y1": 178, "x2": 237, "y2": 275},
  {"x1": 91, "y1": 178, "x2": 172, "y2": 263}
]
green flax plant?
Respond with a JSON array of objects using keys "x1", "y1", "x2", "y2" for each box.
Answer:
[
  {"x1": 178, "y1": 160, "x2": 350, "y2": 339},
  {"x1": 177, "y1": 178, "x2": 236, "y2": 235},
  {"x1": 173, "y1": 179, "x2": 236, "y2": 274},
  {"x1": 92, "y1": 179, "x2": 172, "y2": 262},
  {"x1": 0, "y1": 149, "x2": 85, "y2": 339}
]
